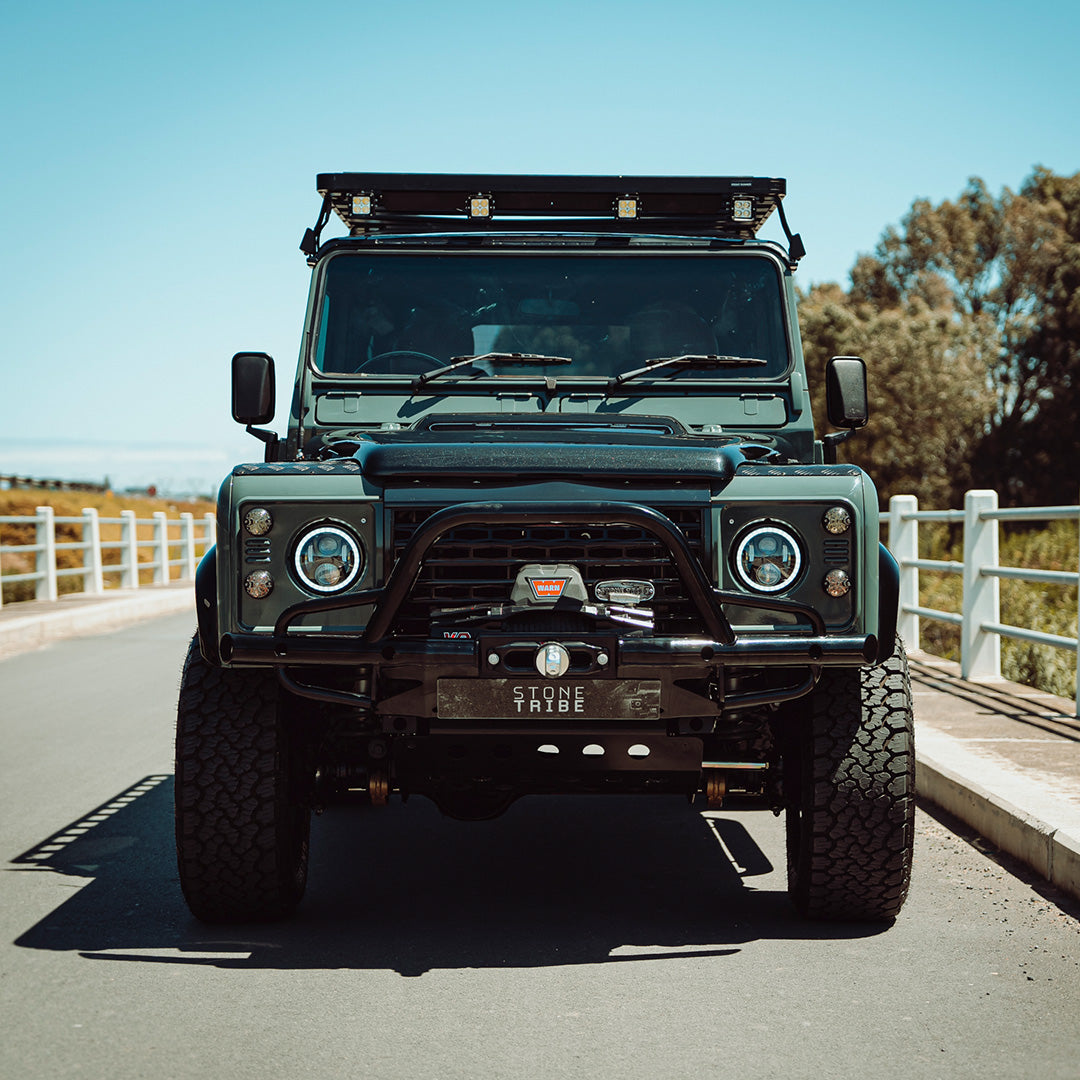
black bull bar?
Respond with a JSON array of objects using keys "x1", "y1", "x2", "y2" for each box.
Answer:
[{"x1": 219, "y1": 501, "x2": 880, "y2": 673}]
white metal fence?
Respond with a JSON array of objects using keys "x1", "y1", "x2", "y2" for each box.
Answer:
[
  {"x1": 0, "y1": 506, "x2": 216, "y2": 608},
  {"x1": 5, "y1": 495, "x2": 1078, "y2": 715},
  {"x1": 887, "y1": 490, "x2": 1080, "y2": 717}
]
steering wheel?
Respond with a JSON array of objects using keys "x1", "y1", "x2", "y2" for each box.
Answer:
[{"x1": 352, "y1": 350, "x2": 444, "y2": 375}]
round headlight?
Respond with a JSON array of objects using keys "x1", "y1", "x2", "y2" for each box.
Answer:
[
  {"x1": 293, "y1": 525, "x2": 363, "y2": 594},
  {"x1": 734, "y1": 524, "x2": 803, "y2": 594}
]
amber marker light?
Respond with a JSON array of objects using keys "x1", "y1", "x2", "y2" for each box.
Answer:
[
  {"x1": 244, "y1": 570, "x2": 274, "y2": 599},
  {"x1": 243, "y1": 507, "x2": 273, "y2": 536},
  {"x1": 822, "y1": 506, "x2": 852, "y2": 534},
  {"x1": 824, "y1": 569, "x2": 852, "y2": 597}
]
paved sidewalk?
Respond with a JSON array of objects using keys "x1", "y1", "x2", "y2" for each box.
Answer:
[
  {"x1": 0, "y1": 584, "x2": 194, "y2": 660},
  {"x1": 2, "y1": 592, "x2": 1078, "y2": 904},
  {"x1": 908, "y1": 650, "x2": 1080, "y2": 903}
]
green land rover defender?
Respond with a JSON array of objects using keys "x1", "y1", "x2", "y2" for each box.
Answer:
[{"x1": 176, "y1": 174, "x2": 913, "y2": 924}]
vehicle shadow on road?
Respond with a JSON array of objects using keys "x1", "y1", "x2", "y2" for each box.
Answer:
[{"x1": 10, "y1": 775, "x2": 890, "y2": 976}]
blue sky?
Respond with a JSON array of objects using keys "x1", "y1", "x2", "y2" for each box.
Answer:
[{"x1": 1, "y1": 0, "x2": 1077, "y2": 494}]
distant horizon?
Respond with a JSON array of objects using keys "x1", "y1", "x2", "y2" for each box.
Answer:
[{"x1": 0, "y1": 435, "x2": 257, "y2": 498}]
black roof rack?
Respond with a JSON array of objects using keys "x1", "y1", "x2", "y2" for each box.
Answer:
[{"x1": 302, "y1": 173, "x2": 805, "y2": 265}]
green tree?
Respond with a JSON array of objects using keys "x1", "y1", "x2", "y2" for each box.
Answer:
[
  {"x1": 837, "y1": 169, "x2": 1080, "y2": 504},
  {"x1": 799, "y1": 282, "x2": 993, "y2": 506}
]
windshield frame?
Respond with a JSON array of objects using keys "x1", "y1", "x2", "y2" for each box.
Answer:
[{"x1": 304, "y1": 243, "x2": 795, "y2": 388}]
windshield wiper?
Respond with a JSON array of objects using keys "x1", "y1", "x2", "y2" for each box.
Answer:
[
  {"x1": 413, "y1": 352, "x2": 572, "y2": 391},
  {"x1": 609, "y1": 354, "x2": 768, "y2": 389}
]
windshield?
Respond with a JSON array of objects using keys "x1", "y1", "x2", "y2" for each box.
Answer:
[{"x1": 313, "y1": 251, "x2": 790, "y2": 380}]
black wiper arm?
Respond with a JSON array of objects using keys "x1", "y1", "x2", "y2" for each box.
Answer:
[
  {"x1": 413, "y1": 352, "x2": 572, "y2": 391},
  {"x1": 609, "y1": 354, "x2": 767, "y2": 389}
]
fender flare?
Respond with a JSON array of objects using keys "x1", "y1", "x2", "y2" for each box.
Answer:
[
  {"x1": 194, "y1": 546, "x2": 221, "y2": 667},
  {"x1": 875, "y1": 542, "x2": 900, "y2": 663}
]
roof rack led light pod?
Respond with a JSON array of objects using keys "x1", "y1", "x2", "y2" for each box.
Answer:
[{"x1": 301, "y1": 173, "x2": 804, "y2": 264}]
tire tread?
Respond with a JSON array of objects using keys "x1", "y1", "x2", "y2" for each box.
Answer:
[{"x1": 175, "y1": 635, "x2": 308, "y2": 922}]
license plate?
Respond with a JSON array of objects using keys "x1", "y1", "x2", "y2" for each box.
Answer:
[{"x1": 437, "y1": 679, "x2": 661, "y2": 720}]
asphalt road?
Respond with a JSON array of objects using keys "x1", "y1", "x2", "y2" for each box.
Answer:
[{"x1": 3, "y1": 613, "x2": 1080, "y2": 1080}]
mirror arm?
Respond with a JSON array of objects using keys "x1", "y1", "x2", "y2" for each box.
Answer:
[
  {"x1": 246, "y1": 425, "x2": 281, "y2": 462},
  {"x1": 822, "y1": 428, "x2": 856, "y2": 465}
]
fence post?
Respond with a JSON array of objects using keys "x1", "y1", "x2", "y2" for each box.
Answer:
[
  {"x1": 35, "y1": 506, "x2": 58, "y2": 602},
  {"x1": 203, "y1": 511, "x2": 217, "y2": 552},
  {"x1": 180, "y1": 512, "x2": 196, "y2": 579},
  {"x1": 153, "y1": 511, "x2": 169, "y2": 584},
  {"x1": 82, "y1": 507, "x2": 104, "y2": 595},
  {"x1": 888, "y1": 495, "x2": 919, "y2": 651},
  {"x1": 120, "y1": 510, "x2": 139, "y2": 589},
  {"x1": 961, "y1": 489, "x2": 1001, "y2": 680}
]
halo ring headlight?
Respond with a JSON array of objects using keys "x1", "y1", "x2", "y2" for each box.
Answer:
[
  {"x1": 293, "y1": 524, "x2": 363, "y2": 594},
  {"x1": 734, "y1": 524, "x2": 803, "y2": 594}
]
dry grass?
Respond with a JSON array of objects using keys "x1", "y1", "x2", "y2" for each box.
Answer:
[{"x1": 1, "y1": 489, "x2": 215, "y2": 603}]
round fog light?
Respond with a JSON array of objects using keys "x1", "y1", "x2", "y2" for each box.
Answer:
[{"x1": 824, "y1": 569, "x2": 851, "y2": 597}]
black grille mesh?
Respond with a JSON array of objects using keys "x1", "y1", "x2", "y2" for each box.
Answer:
[{"x1": 388, "y1": 507, "x2": 708, "y2": 637}]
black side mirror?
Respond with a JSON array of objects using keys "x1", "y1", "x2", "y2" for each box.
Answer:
[
  {"x1": 825, "y1": 355, "x2": 868, "y2": 429},
  {"x1": 231, "y1": 352, "x2": 275, "y2": 425}
]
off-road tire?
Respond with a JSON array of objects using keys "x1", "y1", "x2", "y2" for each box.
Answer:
[
  {"x1": 782, "y1": 638, "x2": 915, "y2": 921},
  {"x1": 175, "y1": 634, "x2": 310, "y2": 922}
]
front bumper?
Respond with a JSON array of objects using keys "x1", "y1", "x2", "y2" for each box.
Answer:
[{"x1": 217, "y1": 501, "x2": 880, "y2": 717}]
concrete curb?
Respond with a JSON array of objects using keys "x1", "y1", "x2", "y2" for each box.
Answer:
[
  {"x1": 0, "y1": 587, "x2": 194, "y2": 660},
  {"x1": 917, "y1": 751, "x2": 1080, "y2": 903}
]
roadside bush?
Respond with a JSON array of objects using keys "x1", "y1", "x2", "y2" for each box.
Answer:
[{"x1": 910, "y1": 519, "x2": 1077, "y2": 700}]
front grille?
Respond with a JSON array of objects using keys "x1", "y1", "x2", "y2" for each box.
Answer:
[{"x1": 388, "y1": 506, "x2": 708, "y2": 637}]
